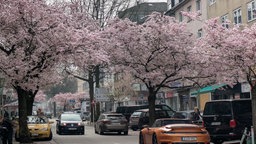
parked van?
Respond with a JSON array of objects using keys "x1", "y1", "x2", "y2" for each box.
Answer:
[
  {"x1": 202, "y1": 99, "x2": 252, "y2": 144},
  {"x1": 115, "y1": 104, "x2": 175, "y2": 121},
  {"x1": 129, "y1": 108, "x2": 173, "y2": 131}
]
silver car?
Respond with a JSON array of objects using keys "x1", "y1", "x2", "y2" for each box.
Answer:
[{"x1": 94, "y1": 113, "x2": 128, "y2": 135}]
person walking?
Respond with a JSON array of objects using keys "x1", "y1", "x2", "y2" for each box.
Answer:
[{"x1": 1, "y1": 112, "x2": 13, "y2": 144}]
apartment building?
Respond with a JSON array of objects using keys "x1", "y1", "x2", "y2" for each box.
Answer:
[
  {"x1": 165, "y1": 0, "x2": 254, "y2": 111},
  {"x1": 208, "y1": 0, "x2": 255, "y2": 27}
]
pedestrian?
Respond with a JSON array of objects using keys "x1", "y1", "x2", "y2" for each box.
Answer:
[
  {"x1": 37, "y1": 108, "x2": 44, "y2": 117},
  {"x1": 192, "y1": 107, "x2": 201, "y2": 121},
  {"x1": 1, "y1": 112, "x2": 13, "y2": 144}
]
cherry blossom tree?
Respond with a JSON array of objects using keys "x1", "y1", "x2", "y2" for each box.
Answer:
[
  {"x1": 194, "y1": 17, "x2": 256, "y2": 134},
  {"x1": 63, "y1": 0, "x2": 132, "y2": 122},
  {"x1": 104, "y1": 12, "x2": 196, "y2": 125},
  {"x1": 34, "y1": 91, "x2": 46, "y2": 102},
  {"x1": 0, "y1": 0, "x2": 94, "y2": 142},
  {"x1": 52, "y1": 92, "x2": 86, "y2": 111}
]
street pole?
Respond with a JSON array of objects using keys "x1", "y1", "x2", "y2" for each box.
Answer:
[{"x1": 0, "y1": 78, "x2": 5, "y2": 115}]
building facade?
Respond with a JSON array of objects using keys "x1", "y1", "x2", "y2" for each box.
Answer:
[{"x1": 164, "y1": 0, "x2": 254, "y2": 111}]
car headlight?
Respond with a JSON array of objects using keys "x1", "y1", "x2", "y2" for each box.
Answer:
[{"x1": 61, "y1": 123, "x2": 66, "y2": 126}]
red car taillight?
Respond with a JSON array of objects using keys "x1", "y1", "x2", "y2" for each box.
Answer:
[
  {"x1": 102, "y1": 120, "x2": 111, "y2": 124},
  {"x1": 230, "y1": 119, "x2": 236, "y2": 128}
]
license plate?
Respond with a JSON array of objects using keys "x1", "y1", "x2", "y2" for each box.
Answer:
[
  {"x1": 181, "y1": 137, "x2": 197, "y2": 141},
  {"x1": 31, "y1": 133, "x2": 38, "y2": 136},
  {"x1": 211, "y1": 122, "x2": 221, "y2": 125},
  {"x1": 69, "y1": 128, "x2": 77, "y2": 130}
]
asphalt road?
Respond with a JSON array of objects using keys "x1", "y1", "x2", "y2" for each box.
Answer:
[
  {"x1": 12, "y1": 120, "x2": 241, "y2": 144},
  {"x1": 13, "y1": 120, "x2": 139, "y2": 144}
]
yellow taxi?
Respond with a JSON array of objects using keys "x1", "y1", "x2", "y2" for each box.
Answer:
[
  {"x1": 15, "y1": 115, "x2": 54, "y2": 141},
  {"x1": 139, "y1": 118, "x2": 210, "y2": 144}
]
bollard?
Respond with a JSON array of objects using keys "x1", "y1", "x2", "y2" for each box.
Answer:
[{"x1": 251, "y1": 126, "x2": 254, "y2": 144}]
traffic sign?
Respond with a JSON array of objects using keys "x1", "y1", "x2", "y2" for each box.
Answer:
[{"x1": 94, "y1": 88, "x2": 110, "y2": 102}]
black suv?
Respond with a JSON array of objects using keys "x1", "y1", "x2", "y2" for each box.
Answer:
[
  {"x1": 202, "y1": 99, "x2": 252, "y2": 144},
  {"x1": 129, "y1": 108, "x2": 173, "y2": 131},
  {"x1": 116, "y1": 104, "x2": 175, "y2": 121}
]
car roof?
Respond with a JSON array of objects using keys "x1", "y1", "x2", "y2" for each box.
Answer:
[
  {"x1": 135, "y1": 108, "x2": 162, "y2": 112},
  {"x1": 102, "y1": 112, "x2": 124, "y2": 115},
  {"x1": 208, "y1": 98, "x2": 251, "y2": 102}
]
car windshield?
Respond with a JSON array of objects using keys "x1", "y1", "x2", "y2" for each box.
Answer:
[
  {"x1": 61, "y1": 114, "x2": 81, "y2": 121},
  {"x1": 27, "y1": 116, "x2": 48, "y2": 124},
  {"x1": 152, "y1": 119, "x2": 192, "y2": 127}
]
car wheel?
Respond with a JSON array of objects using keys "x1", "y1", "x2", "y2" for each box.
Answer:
[
  {"x1": 15, "y1": 132, "x2": 20, "y2": 142},
  {"x1": 124, "y1": 131, "x2": 128, "y2": 135},
  {"x1": 139, "y1": 133, "x2": 144, "y2": 144},
  {"x1": 152, "y1": 134, "x2": 158, "y2": 144},
  {"x1": 47, "y1": 131, "x2": 53, "y2": 141},
  {"x1": 81, "y1": 131, "x2": 85, "y2": 135},
  {"x1": 99, "y1": 127, "x2": 104, "y2": 135},
  {"x1": 94, "y1": 127, "x2": 98, "y2": 134}
]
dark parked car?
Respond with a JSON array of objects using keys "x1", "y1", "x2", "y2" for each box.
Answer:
[
  {"x1": 203, "y1": 99, "x2": 252, "y2": 144},
  {"x1": 116, "y1": 104, "x2": 175, "y2": 122},
  {"x1": 81, "y1": 112, "x2": 91, "y2": 121},
  {"x1": 172, "y1": 110, "x2": 203, "y2": 126},
  {"x1": 129, "y1": 108, "x2": 173, "y2": 131},
  {"x1": 44, "y1": 112, "x2": 52, "y2": 119},
  {"x1": 56, "y1": 113, "x2": 84, "y2": 135},
  {"x1": 94, "y1": 113, "x2": 129, "y2": 135}
]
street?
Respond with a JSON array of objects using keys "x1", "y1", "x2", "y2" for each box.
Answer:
[
  {"x1": 13, "y1": 120, "x2": 139, "y2": 144},
  {"x1": 12, "y1": 119, "x2": 241, "y2": 144}
]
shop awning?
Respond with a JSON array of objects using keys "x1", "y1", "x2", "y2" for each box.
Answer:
[{"x1": 191, "y1": 84, "x2": 226, "y2": 95}]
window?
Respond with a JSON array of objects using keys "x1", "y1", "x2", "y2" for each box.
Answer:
[
  {"x1": 197, "y1": 29, "x2": 203, "y2": 38},
  {"x1": 196, "y1": 0, "x2": 201, "y2": 11},
  {"x1": 179, "y1": 12, "x2": 183, "y2": 22},
  {"x1": 187, "y1": 6, "x2": 192, "y2": 22},
  {"x1": 171, "y1": 0, "x2": 175, "y2": 7},
  {"x1": 233, "y1": 8, "x2": 242, "y2": 24},
  {"x1": 248, "y1": 1, "x2": 256, "y2": 21},
  {"x1": 209, "y1": 0, "x2": 216, "y2": 6},
  {"x1": 221, "y1": 14, "x2": 229, "y2": 28}
]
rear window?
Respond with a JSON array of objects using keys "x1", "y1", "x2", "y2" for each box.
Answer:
[
  {"x1": 233, "y1": 100, "x2": 252, "y2": 115},
  {"x1": 116, "y1": 107, "x2": 125, "y2": 113},
  {"x1": 204, "y1": 101, "x2": 231, "y2": 115},
  {"x1": 131, "y1": 112, "x2": 142, "y2": 117}
]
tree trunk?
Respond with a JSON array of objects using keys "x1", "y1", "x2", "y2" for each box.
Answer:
[
  {"x1": 148, "y1": 88, "x2": 156, "y2": 126},
  {"x1": 26, "y1": 92, "x2": 36, "y2": 115},
  {"x1": 89, "y1": 71, "x2": 94, "y2": 122},
  {"x1": 95, "y1": 65, "x2": 100, "y2": 88},
  {"x1": 16, "y1": 87, "x2": 33, "y2": 143},
  {"x1": 251, "y1": 85, "x2": 256, "y2": 136}
]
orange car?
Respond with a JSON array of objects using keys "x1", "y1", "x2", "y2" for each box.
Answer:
[{"x1": 139, "y1": 118, "x2": 210, "y2": 144}]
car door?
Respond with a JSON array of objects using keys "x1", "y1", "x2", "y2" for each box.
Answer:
[
  {"x1": 56, "y1": 115, "x2": 61, "y2": 132},
  {"x1": 144, "y1": 121, "x2": 160, "y2": 144},
  {"x1": 95, "y1": 115, "x2": 104, "y2": 132}
]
